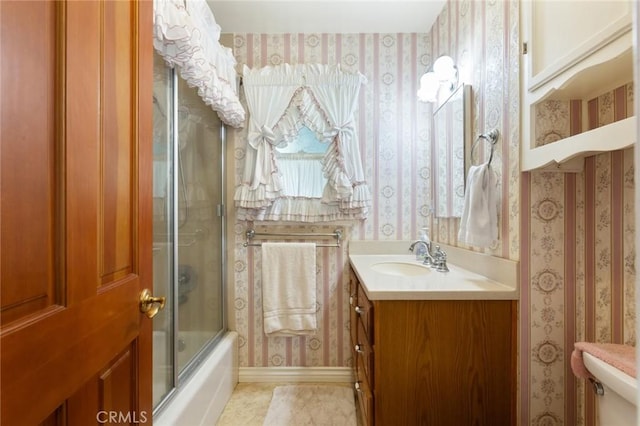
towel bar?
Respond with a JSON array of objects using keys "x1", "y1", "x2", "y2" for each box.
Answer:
[
  {"x1": 243, "y1": 228, "x2": 342, "y2": 247},
  {"x1": 470, "y1": 128, "x2": 499, "y2": 166}
]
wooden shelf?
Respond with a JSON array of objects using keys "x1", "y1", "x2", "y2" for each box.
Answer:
[
  {"x1": 520, "y1": 0, "x2": 634, "y2": 173},
  {"x1": 521, "y1": 117, "x2": 636, "y2": 172}
]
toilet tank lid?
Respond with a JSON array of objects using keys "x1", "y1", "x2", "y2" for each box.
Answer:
[
  {"x1": 583, "y1": 352, "x2": 637, "y2": 407},
  {"x1": 574, "y1": 342, "x2": 636, "y2": 379}
]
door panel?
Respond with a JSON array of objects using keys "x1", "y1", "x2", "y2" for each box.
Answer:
[
  {"x1": 65, "y1": 0, "x2": 100, "y2": 305},
  {"x1": 101, "y1": 0, "x2": 134, "y2": 285},
  {"x1": 67, "y1": 342, "x2": 145, "y2": 425},
  {"x1": 0, "y1": 0, "x2": 58, "y2": 325},
  {"x1": 0, "y1": 0, "x2": 153, "y2": 424}
]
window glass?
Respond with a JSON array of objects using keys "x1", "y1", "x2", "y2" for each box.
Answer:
[{"x1": 275, "y1": 126, "x2": 328, "y2": 198}]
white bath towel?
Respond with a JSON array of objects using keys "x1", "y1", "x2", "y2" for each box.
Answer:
[
  {"x1": 457, "y1": 163, "x2": 499, "y2": 247},
  {"x1": 261, "y1": 242, "x2": 317, "y2": 336}
]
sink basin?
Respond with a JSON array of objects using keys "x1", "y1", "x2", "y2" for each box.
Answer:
[{"x1": 370, "y1": 261, "x2": 431, "y2": 277}]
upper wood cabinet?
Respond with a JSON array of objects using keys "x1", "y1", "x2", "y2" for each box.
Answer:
[{"x1": 520, "y1": 0, "x2": 634, "y2": 171}]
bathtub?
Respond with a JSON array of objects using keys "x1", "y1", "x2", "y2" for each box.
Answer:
[{"x1": 154, "y1": 331, "x2": 238, "y2": 425}]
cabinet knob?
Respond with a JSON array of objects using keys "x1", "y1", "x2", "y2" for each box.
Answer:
[
  {"x1": 354, "y1": 382, "x2": 362, "y2": 393},
  {"x1": 354, "y1": 306, "x2": 364, "y2": 315},
  {"x1": 355, "y1": 343, "x2": 364, "y2": 353}
]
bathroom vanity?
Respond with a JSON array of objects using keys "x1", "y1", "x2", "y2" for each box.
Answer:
[{"x1": 348, "y1": 241, "x2": 518, "y2": 425}]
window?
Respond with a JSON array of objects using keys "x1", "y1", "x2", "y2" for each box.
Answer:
[
  {"x1": 234, "y1": 64, "x2": 371, "y2": 222},
  {"x1": 275, "y1": 126, "x2": 328, "y2": 198}
]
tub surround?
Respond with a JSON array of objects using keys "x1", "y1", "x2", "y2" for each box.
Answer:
[
  {"x1": 154, "y1": 332, "x2": 239, "y2": 426},
  {"x1": 349, "y1": 240, "x2": 519, "y2": 300}
]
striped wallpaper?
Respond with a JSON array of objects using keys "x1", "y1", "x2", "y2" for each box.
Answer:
[
  {"x1": 228, "y1": 0, "x2": 519, "y2": 370},
  {"x1": 224, "y1": 1, "x2": 634, "y2": 425},
  {"x1": 229, "y1": 32, "x2": 434, "y2": 368},
  {"x1": 523, "y1": 83, "x2": 635, "y2": 425}
]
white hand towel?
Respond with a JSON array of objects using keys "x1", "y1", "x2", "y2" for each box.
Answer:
[
  {"x1": 261, "y1": 242, "x2": 317, "y2": 336},
  {"x1": 457, "y1": 163, "x2": 499, "y2": 247}
]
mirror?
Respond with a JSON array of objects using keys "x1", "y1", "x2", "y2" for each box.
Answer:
[{"x1": 433, "y1": 83, "x2": 471, "y2": 218}]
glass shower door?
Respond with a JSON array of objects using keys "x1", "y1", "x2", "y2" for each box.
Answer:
[
  {"x1": 174, "y1": 73, "x2": 225, "y2": 374},
  {"x1": 152, "y1": 53, "x2": 175, "y2": 408},
  {"x1": 152, "y1": 51, "x2": 226, "y2": 411}
]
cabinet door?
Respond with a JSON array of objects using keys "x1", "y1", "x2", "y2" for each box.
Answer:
[
  {"x1": 355, "y1": 366, "x2": 373, "y2": 426},
  {"x1": 374, "y1": 300, "x2": 515, "y2": 425},
  {"x1": 522, "y1": 0, "x2": 632, "y2": 92}
]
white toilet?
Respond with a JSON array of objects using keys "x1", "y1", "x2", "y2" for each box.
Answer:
[{"x1": 582, "y1": 352, "x2": 637, "y2": 425}]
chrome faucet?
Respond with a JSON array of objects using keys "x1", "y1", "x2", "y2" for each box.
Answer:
[
  {"x1": 431, "y1": 245, "x2": 449, "y2": 272},
  {"x1": 409, "y1": 240, "x2": 449, "y2": 272},
  {"x1": 409, "y1": 240, "x2": 435, "y2": 267}
]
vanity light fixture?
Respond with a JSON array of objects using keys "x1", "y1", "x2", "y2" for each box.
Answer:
[{"x1": 417, "y1": 55, "x2": 459, "y2": 103}]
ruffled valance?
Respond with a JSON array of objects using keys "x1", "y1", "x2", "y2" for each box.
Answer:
[
  {"x1": 153, "y1": 0, "x2": 245, "y2": 128},
  {"x1": 234, "y1": 63, "x2": 371, "y2": 222}
]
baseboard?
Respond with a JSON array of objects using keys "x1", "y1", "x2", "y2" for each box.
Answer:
[{"x1": 239, "y1": 367, "x2": 353, "y2": 383}]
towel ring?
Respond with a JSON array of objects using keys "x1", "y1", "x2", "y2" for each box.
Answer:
[{"x1": 470, "y1": 129, "x2": 499, "y2": 166}]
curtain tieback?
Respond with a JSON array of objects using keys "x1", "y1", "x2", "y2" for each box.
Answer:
[
  {"x1": 323, "y1": 123, "x2": 355, "y2": 142},
  {"x1": 248, "y1": 125, "x2": 277, "y2": 149}
]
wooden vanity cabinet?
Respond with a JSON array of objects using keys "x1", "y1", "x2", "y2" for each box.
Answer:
[{"x1": 349, "y1": 268, "x2": 516, "y2": 426}]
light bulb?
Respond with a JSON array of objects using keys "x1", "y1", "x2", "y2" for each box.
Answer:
[
  {"x1": 433, "y1": 55, "x2": 458, "y2": 88},
  {"x1": 420, "y1": 72, "x2": 438, "y2": 90},
  {"x1": 417, "y1": 72, "x2": 439, "y2": 102}
]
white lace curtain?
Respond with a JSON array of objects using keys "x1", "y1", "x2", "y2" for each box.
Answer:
[
  {"x1": 234, "y1": 63, "x2": 371, "y2": 222},
  {"x1": 153, "y1": 0, "x2": 245, "y2": 128}
]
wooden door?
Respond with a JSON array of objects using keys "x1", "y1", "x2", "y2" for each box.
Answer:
[{"x1": 1, "y1": 0, "x2": 153, "y2": 424}]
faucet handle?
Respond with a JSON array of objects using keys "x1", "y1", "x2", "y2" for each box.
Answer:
[
  {"x1": 433, "y1": 245, "x2": 446, "y2": 259},
  {"x1": 432, "y1": 246, "x2": 449, "y2": 272}
]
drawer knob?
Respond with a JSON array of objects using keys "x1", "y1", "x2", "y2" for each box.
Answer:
[
  {"x1": 355, "y1": 343, "x2": 364, "y2": 353},
  {"x1": 354, "y1": 306, "x2": 364, "y2": 315},
  {"x1": 355, "y1": 382, "x2": 362, "y2": 393}
]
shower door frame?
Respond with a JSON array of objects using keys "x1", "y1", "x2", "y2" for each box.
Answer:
[{"x1": 153, "y1": 65, "x2": 228, "y2": 416}]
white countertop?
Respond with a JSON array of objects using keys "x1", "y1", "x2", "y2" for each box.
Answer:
[{"x1": 349, "y1": 241, "x2": 519, "y2": 301}]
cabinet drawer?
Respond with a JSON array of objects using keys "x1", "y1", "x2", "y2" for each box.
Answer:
[
  {"x1": 349, "y1": 305, "x2": 358, "y2": 348},
  {"x1": 355, "y1": 319, "x2": 374, "y2": 386},
  {"x1": 349, "y1": 275, "x2": 358, "y2": 348},
  {"x1": 355, "y1": 362, "x2": 373, "y2": 426},
  {"x1": 356, "y1": 284, "x2": 373, "y2": 341},
  {"x1": 349, "y1": 270, "x2": 358, "y2": 303}
]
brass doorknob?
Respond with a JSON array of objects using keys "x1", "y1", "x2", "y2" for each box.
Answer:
[{"x1": 139, "y1": 289, "x2": 166, "y2": 319}]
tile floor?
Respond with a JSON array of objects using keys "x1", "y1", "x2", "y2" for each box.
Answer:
[
  {"x1": 216, "y1": 383, "x2": 355, "y2": 426},
  {"x1": 216, "y1": 383, "x2": 279, "y2": 425}
]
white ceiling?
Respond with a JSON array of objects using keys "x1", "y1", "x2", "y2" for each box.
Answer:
[{"x1": 207, "y1": 1, "x2": 447, "y2": 34}]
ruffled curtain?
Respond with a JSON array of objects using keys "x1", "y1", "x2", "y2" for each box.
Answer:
[
  {"x1": 153, "y1": 0, "x2": 245, "y2": 128},
  {"x1": 234, "y1": 63, "x2": 371, "y2": 222},
  {"x1": 235, "y1": 65, "x2": 301, "y2": 209},
  {"x1": 277, "y1": 154, "x2": 326, "y2": 198},
  {"x1": 305, "y1": 65, "x2": 369, "y2": 217}
]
